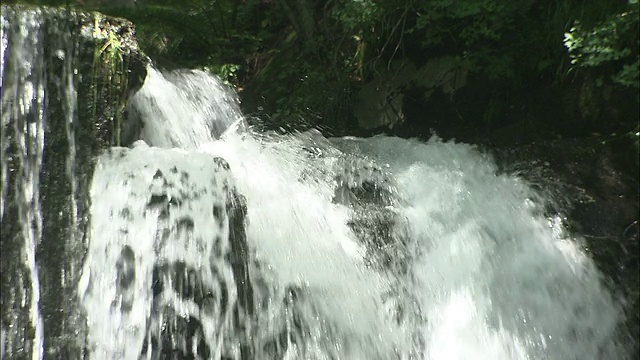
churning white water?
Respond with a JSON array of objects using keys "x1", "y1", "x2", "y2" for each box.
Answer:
[
  {"x1": 332, "y1": 137, "x2": 624, "y2": 359},
  {"x1": 129, "y1": 67, "x2": 243, "y2": 148},
  {"x1": 78, "y1": 65, "x2": 629, "y2": 359}
]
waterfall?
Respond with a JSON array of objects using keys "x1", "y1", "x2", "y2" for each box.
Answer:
[
  {"x1": 73, "y1": 64, "x2": 630, "y2": 359},
  {"x1": 129, "y1": 67, "x2": 243, "y2": 148},
  {"x1": 1, "y1": 5, "x2": 145, "y2": 358},
  {"x1": 1, "y1": 8, "x2": 46, "y2": 359},
  {"x1": 1, "y1": 7, "x2": 635, "y2": 360}
]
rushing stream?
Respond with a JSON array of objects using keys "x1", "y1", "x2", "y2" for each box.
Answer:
[{"x1": 1, "y1": 6, "x2": 635, "y2": 360}]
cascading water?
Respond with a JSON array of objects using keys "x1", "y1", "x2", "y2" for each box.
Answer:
[
  {"x1": 75, "y1": 63, "x2": 630, "y2": 359},
  {"x1": 1, "y1": 8, "x2": 46, "y2": 359},
  {"x1": 129, "y1": 67, "x2": 244, "y2": 148},
  {"x1": 2, "y1": 5, "x2": 145, "y2": 358},
  {"x1": 1, "y1": 7, "x2": 635, "y2": 359}
]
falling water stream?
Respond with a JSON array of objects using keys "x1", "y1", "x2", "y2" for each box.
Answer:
[{"x1": 0, "y1": 6, "x2": 635, "y2": 360}]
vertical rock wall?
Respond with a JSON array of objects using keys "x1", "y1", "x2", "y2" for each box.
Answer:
[{"x1": 1, "y1": 5, "x2": 147, "y2": 358}]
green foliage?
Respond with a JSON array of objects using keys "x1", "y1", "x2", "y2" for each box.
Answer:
[
  {"x1": 332, "y1": 0, "x2": 380, "y2": 33},
  {"x1": 564, "y1": 2, "x2": 639, "y2": 88},
  {"x1": 89, "y1": 0, "x2": 277, "y2": 89},
  {"x1": 206, "y1": 63, "x2": 241, "y2": 86},
  {"x1": 14, "y1": 0, "x2": 638, "y2": 139},
  {"x1": 412, "y1": 1, "x2": 515, "y2": 45},
  {"x1": 244, "y1": 0, "x2": 638, "y2": 132},
  {"x1": 91, "y1": 18, "x2": 129, "y2": 145},
  {"x1": 613, "y1": 63, "x2": 639, "y2": 88}
]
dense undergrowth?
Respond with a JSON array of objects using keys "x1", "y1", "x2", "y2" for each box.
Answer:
[{"x1": 5, "y1": 0, "x2": 639, "y2": 174}]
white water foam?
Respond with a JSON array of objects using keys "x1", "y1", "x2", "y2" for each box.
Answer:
[
  {"x1": 129, "y1": 67, "x2": 243, "y2": 148},
  {"x1": 333, "y1": 136, "x2": 626, "y2": 359},
  {"x1": 79, "y1": 142, "x2": 242, "y2": 359},
  {"x1": 78, "y1": 65, "x2": 629, "y2": 359},
  {"x1": 200, "y1": 132, "x2": 408, "y2": 359}
]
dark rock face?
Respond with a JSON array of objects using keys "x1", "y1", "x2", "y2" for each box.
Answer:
[
  {"x1": 493, "y1": 138, "x2": 639, "y2": 357},
  {"x1": 1, "y1": 5, "x2": 147, "y2": 358}
]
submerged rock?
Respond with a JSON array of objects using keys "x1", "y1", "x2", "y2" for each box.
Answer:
[
  {"x1": 82, "y1": 146, "x2": 255, "y2": 360},
  {"x1": 1, "y1": 5, "x2": 147, "y2": 358}
]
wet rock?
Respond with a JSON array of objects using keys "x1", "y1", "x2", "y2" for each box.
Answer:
[
  {"x1": 354, "y1": 58, "x2": 467, "y2": 131},
  {"x1": 123, "y1": 156, "x2": 256, "y2": 360},
  {"x1": 114, "y1": 245, "x2": 136, "y2": 312},
  {"x1": 332, "y1": 157, "x2": 409, "y2": 272},
  {"x1": 494, "y1": 137, "x2": 639, "y2": 357},
  {"x1": 141, "y1": 309, "x2": 211, "y2": 360},
  {"x1": 1, "y1": 5, "x2": 148, "y2": 358}
]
